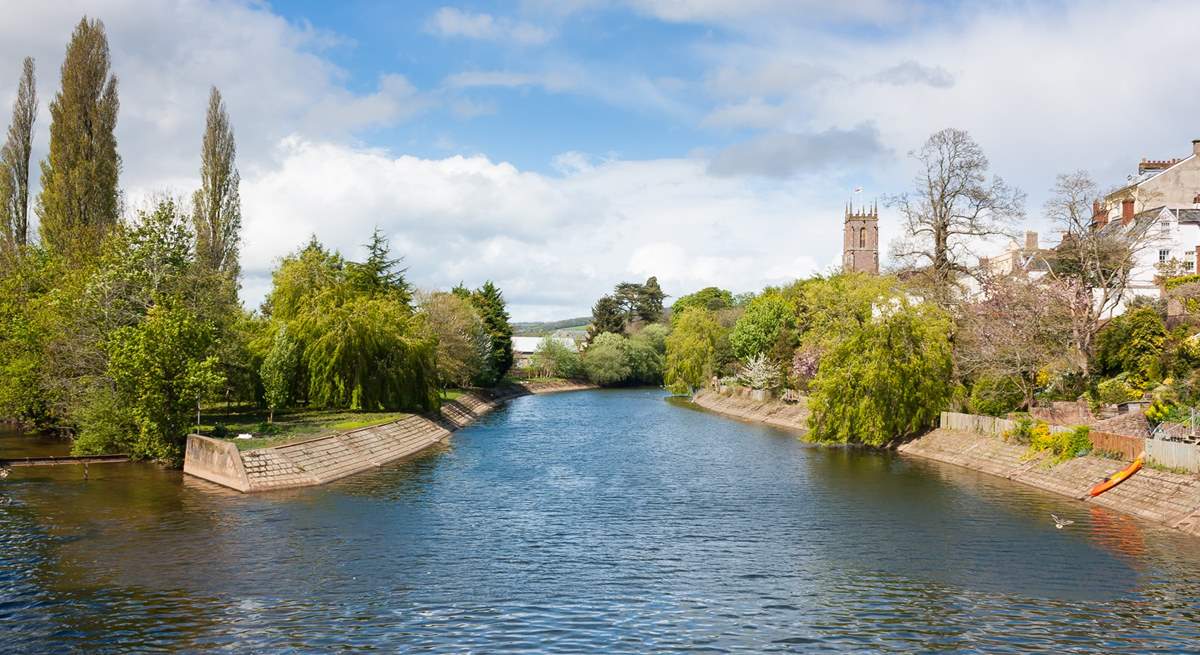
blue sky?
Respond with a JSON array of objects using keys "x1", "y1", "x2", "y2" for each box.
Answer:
[{"x1": 2, "y1": 1, "x2": 1199, "y2": 319}]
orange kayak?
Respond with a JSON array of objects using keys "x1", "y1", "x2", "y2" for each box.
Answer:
[{"x1": 1089, "y1": 458, "x2": 1143, "y2": 497}]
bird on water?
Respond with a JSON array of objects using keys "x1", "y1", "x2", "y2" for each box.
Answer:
[{"x1": 1051, "y1": 514, "x2": 1074, "y2": 529}]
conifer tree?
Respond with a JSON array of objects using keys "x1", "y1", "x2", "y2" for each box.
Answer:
[
  {"x1": 193, "y1": 86, "x2": 241, "y2": 284},
  {"x1": 37, "y1": 17, "x2": 121, "y2": 259},
  {"x1": 471, "y1": 281, "x2": 513, "y2": 384},
  {"x1": 0, "y1": 57, "x2": 36, "y2": 256}
]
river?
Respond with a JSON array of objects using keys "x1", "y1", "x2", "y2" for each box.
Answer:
[{"x1": 2, "y1": 388, "x2": 1200, "y2": 652}]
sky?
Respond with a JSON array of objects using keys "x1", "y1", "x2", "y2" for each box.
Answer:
[{"x1": 1, "y1": 0, "x2": 1199, "y2": 320}]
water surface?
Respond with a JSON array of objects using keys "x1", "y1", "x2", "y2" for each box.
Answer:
[{"x1": 2, "y1": 389, "x2": 1199, "y2": 652}]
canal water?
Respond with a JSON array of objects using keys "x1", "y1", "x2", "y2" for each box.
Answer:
[{"x1": 2, "y1": 389, "x2": 1200, "y2": 653}]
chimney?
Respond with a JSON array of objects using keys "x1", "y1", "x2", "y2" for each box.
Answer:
[
  {"x1": 1193, "y1": 139, "x2": 1200, "y2": 157},
  {"x1": 1194, "y1": 193, "x2": 1200, "y2": 208},
  {"x1": 1024, "y1": 231, "x2": 1038, "y2": 250},
  {"x1": 1092, "y1": 200, "x2": 1108, "y2": 228},
  {"x1": 1122, "y1": 198, "x2": 1135, "y2": 225}
]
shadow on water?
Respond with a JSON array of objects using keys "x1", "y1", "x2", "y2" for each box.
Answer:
[{"x1": 2, "y1": 389, "x2": 1200, "y2": 653}]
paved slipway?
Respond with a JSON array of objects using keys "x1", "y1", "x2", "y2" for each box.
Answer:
[
  {"x1": 690, "y1": 389, "x2": 1200, "y2": 539},
  {"x1": 184, "y1": 380, "x2": 595, "y2": 492}
]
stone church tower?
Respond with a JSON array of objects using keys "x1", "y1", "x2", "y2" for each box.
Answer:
[{"x1": 842, "y1": 202, "x2": 879, "y2": 274}]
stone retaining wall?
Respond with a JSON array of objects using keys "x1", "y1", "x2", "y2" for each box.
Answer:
[
  {"x1": 184, "y1": 381, "x2": 590, "y2": 493},
  {"x1": 688, "y1": 395, "x2": 1200, "y2": 538},
  {"x1": 690, "y1": 389, "x2": 808, "y2": 432},
  {"x1": 899, "y1": 426, "x2": 1200, "y2": 538}
]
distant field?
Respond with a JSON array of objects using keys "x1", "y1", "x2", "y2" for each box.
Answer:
[{"x1": 512, "y1": 316, "x2": 591, "y2": 336}]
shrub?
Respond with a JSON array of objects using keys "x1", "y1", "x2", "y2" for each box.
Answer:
[
  {"x1": 969, "y1": 376, "x2": 1025, "y2": 416},
  {"x1": 1003, "y1": 415, "x2": 1034, "y2": 445},
  {"x1": 1025, "y1": 423, "x2": 1091, "y2": 464},
  {"x1": 1092, "y1": 376, "x2": 1142, "y2": 407}
]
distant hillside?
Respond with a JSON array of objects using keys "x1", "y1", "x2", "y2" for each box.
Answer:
[{"x1": 512, "y1": 317, "x2": 591, "y2": 336}]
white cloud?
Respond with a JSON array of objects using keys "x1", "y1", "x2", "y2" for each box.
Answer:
[
  {"x1": 240, "y1": 138, "x2": 837, "y2": 319},
  {"x1": 426, "y1": 7, "x2": 551, "y2": 45}
]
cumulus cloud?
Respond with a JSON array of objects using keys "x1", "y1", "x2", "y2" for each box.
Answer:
[
  {"x1": 240, "y1": 138, "x2": 837, "y2": 318},
  {"x1": 426, "y1": 7, "x2": 551, "y2": 45},
  {"x1": 708, "y1": 124, "x2": 888, "y2": 178}
]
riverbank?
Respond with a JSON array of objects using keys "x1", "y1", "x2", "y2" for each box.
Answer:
[
  {"x1": 689, "y1": 389, "x2": 1200, "y2": 538},
  {"x1": 184, "y1": 379, "x2": 595, "y2": 492}
]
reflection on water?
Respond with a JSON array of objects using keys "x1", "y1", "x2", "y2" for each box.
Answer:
[{"x1": 2, "y1": 390, "x2": 1200, "y2": 653}]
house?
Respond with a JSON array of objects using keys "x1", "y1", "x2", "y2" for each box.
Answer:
[
  {"x1": 511, "y1": 336, "x2": 579, "y2": 370},
  {"x1": 983, "y1": 231, "x2": 1052, "y2": 279},
  {"x1": 1090, "y1": 139, "x2": 1200, "y2": 315}
]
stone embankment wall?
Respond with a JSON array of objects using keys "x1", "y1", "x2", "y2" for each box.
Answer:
[
  {"x1": 900, "y1": 419, "x2": 1200, "y2": 538},
  {"x1": 690, "y1": 389, "x2": 808, "y2": 432},
  {"x1": 184, "y1": 381, "x2": 593, "y2": 492},
  {"x1": 688, "y1": 392, "x2": 1200, "y2": 538}
]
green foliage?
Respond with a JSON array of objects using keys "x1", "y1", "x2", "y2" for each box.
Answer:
[
  {"x1": 1003, "y1": 415, "x2": 1035, "y2": 445},
  {"x1": 1027, "y1": 424, "x2": 1092, "y2": 464},
  {"x1": 664, "y1": 307, "x2": 724, "y2": 395},
  {"x1": 1094, "y1": 307, "x2": 1167, "y2": 385},
  {"x1": 729, "y1": 290, "x2": 795, "y2": 360},
  {"x1": 532, "y1": 337, "x2": 583, "y2": 379},
  {"x1": 71, "y1": 385, "x2": 135, "y2": 456},
  {"x1": 469, "y1": 281, "x2": 513, "y2": 385},
  {"x1": 420, "y1": 291, "x2": 490, "y2": 389},
  {"x1": 581, "y1": 329, "x2": 664, "y2": 386},
  {"x1": 260, "y1": 326, "x2": 299, "y2": 422},
  {"x1": 806, "y1": 295, "x2": 953, "y2": 446},
  {"x1": 102, "y1": 303, "x2": 224, "y2": 463},
  {"x1": 37, "y1": 18, "x2": 121, "y2": 261},
  {"x1": 192, "y1": 86, "x2": 241, "y2": 284},
  {"x1": 969, "y1": 375, "x2": 1024, "y2": 417},
  {"x1": 588, "y1": 294, "x2": 626, "y2": 339},
  {"x1": 1092, "y1": 376, "x2": 1142, "y2": 407},
  {"x1": 671, "y1": 287, "x2": 733, "y2": 322}
]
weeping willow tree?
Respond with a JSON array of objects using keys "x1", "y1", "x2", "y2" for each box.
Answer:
[
  {"x1": 264, "y1": 234, "x2": 438, "y2": 412},
  {"x1": 806, "y1": 291, "x2": 953, "y2": 447}
]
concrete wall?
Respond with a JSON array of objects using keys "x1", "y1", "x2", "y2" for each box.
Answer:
[
  {"x1": 185, "y1": 383, "x2": 581, "y2": 493},
  {"x1": 691, "y1": 389, "x2": 808, "y2": 432},
  {"x1": 183, "y1": 435, "x2": 251, "y2": 492}
]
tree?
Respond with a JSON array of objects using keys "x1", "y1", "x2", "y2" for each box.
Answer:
[
  {"x1": 37, "y1": 17, "x2": 121, "y2": 260},
  {"x1": 469, "y1": 281, "x2": 513, "y2": 385},
  {"x1": 1094, "y1": 307, "x2": 1167, "y2": 386},
  {"x1": 0, "y1": 57, "x2": 36, "y2": 257},
  {"x1": 635, "y1": 276, "x2": 666, "y2": 323},
  {"x1": 670, "y1": 286, "x2": 733, "y2": 322},
  {"x1": 532, "y1": 337, "x2": 582, "y2": 379},
  {"x1": 807, "y1": 297, "x2": 953, "y2": 446},
  {"x1": 956, "y1": 275, "x2": 1075, "y2": 410},
  {"x1": 738, "y1": 353, "x2": 780, "y2": 390},
  {"x1": 192, "y1": 86, "x2": 241, "y2": 284},
  {"x1": 729, "y1": 290, "x2": 795, "y2": 360},
  {"x1": 99, "y1": 303, "x2": 224, "y2": 463},
  {"x1": 664, "y1": 307, "x2": 723, "y2": 396},
  {"x1": 588, "y1": 294, "x2": 626, "y2": 340},
  {"x1": 1044, "y1": 170, "x2": 1153, "y2": 375},
  {"x1": 419, "y1": 291, "x2": 489, "y2": 390},
  {"x1": 260, "y1": 326, "x2": 299, "y2": 423},
  {"x1": 582, "y1": 332, "x2": 633, "y2": 385},
  {"x1": 889, "y1": 128, "x2": 1024, "y2": 297},
  {"x1": 351, "y1": 227, "x2": 412, "y2": 306}
]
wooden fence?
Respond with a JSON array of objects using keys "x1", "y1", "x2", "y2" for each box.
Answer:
[
  {"x1": 1146, "y1": 438, "x2": 1200, "y2": 473},
  {"x1": 940, "y1": 412, "x2": 1149, "y2": 461}
]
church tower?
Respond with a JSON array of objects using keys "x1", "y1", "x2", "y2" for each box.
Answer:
[{"x1": 843, "y1": 201, "x2": 879, "y2": 275}]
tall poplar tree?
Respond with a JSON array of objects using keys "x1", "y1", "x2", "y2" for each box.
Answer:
[
  {"x1": 36, "y1": 17, "x2": 121, "y2": 259},
  {"x1": 192, "y1": 86, "x2": 240, "y2": 283},
  {"x1": 0, "y1": 57, "x2": 36, "y2": 255}
]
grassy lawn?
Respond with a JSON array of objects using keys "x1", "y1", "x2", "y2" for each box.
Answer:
[{"x1": 198, "y1": 389, "x2": 468, "y2": 450}]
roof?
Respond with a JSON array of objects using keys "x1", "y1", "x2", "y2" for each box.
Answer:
[
  {"x1": 511, "y1": 336, "x2": 578, "y2": 354},
  {"x1": 1108, "y1": 154, "x2": 1197, "y2": 198}
]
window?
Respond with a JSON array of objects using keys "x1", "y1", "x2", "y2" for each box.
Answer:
[
  {"x1": 1159, "y1": 249, "x2": 1171, "y2": 263},
  {"x1": 859, "y1": 227, "x2": 866, "y2": 248},
  {"x1": 1187, "y1": 260, "x2": 1195, "y2": 272}
]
